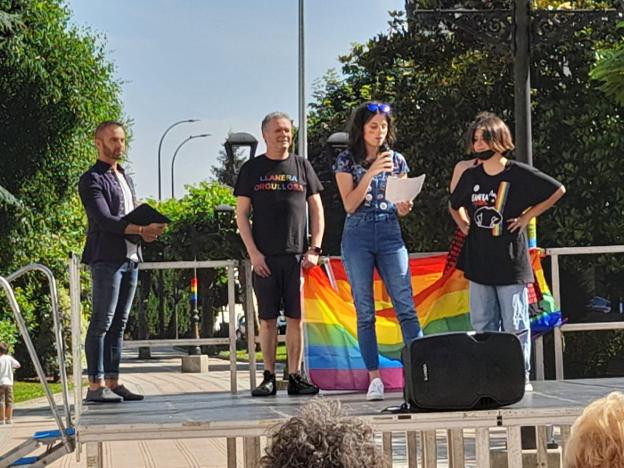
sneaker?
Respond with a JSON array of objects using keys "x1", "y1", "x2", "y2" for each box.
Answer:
[
  {"x1": 367, "y1": 377, "x2": 384, "y2": 401},
  {"x1": 110, "y1": 384, "x2": 144, "y2": 401},
  {"x1": 525, "y1": 378, "x2": 534, "y2": 393},
  {"x1": 85, "y1": 387, "x2": 122, "y2": 403},
  {"x1": 4, "y1": 419, "x2": 11, "y2": 425},
  {"x1": 287, "y1": 372, "x2": 319, "y2": 396},
  {"x1": 252, "y1": 370, "x2": 276, "y2": 397}
]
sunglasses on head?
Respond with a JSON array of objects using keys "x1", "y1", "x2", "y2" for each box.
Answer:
[{"x1": 366, "y1": 102, "x2": 391, "y2": 114}]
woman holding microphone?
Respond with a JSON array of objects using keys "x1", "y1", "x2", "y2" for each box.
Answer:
[{"x1": 334, "y1": 102, "x2": 422, "y2": 401}]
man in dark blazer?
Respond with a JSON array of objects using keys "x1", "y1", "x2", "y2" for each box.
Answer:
[{"x1": 79, "y1": 121, "x2": 166, "y2": 403}]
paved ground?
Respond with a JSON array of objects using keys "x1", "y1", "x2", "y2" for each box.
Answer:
[{"x1": 0, "y1": 348, "x2": 264, "y2": 467}]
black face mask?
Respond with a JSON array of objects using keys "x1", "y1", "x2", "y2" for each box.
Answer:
[{"x1": 473, "y1": 149, "x2": 496, "y2": 161}]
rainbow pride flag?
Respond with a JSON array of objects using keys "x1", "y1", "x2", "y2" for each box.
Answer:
[{"x1": 302, "y1": 250, "x2": 560, "y2": 391}]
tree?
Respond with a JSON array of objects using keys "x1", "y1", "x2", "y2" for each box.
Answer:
[
  {"x1": 0, "y1": 0, "x2": 123, "y2": 376},
  {"x1": 0, "y1": 184, "x2": 19, "y2": 207},
  {"x1": 307, "y1": 1, "x2": 624, "y2": 377},
  {"x1": 0, "y1": 7, "x2": 21, "y2": 208},
  {"x1": 590, "y1": 22, "x2": 624, "y2": 106},
  {"x1": 0, "y1": 8, "x2": 22, "y2": 39},
  {"x1": 211, "y1": 145, "x2": 247, "y2": 188}
]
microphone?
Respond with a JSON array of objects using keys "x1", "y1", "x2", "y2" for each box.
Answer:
[
  {"x1": 361, "y1": 143, "x2": 391, "y2": 169},
  {"x1": 378, "y1": 142, "x2": 392, "y2": 173}
]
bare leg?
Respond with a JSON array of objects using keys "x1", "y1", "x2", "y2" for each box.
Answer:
[
  {"x1": 286, "y1": 317, "x2": 303, "y2": 373},
  {"x1": 105, "y1": 378, "x2": 119, "y2": 389},
  {"x1": 368, "y1": 370, "x2": 381, "y2": 381},
  {"x1": 89, "y1": 379, "x2": 105, "y2": 391},
  {"x1": 259, "y1": 319, "x2": 277, "y2": 373},
  {"x1": 5, "y1": 405, "x2": 12, "y2": 421}
]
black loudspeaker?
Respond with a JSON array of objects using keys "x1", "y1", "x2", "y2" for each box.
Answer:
[{"x1": 402, "y1": 331, "x2": 525, "y2": 411}]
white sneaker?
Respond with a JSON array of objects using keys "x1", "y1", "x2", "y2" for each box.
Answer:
[
  {"x1": 366, "y1": 377, "x2": 384, "y2": 401},
  {"x1": 525, "y1": 377, "x2": 534, "y2": 392}
]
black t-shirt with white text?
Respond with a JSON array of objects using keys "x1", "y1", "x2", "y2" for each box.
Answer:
[
  {"x1": 234, "y1": 154, "x2": 323, "y2": 256},
  {"x1": 450, "y1": 160, "x2": 562, "y2": 285}
]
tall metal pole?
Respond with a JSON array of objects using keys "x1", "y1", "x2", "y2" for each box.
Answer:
[
  {"x1": 157, "y1": 119, "x2": 199, "y2": 201},
  {"x1": 514, "y1": 0, "x2": 533, "y2": 167},
  {"x1": 156, "y1": 120, "x2": 198, "y2": 353},
  {"x1": 515, "y1": 4, "x2": 538, "y2": 447},
  {"x1": 189, "y1": 264, "x2": 201, "y2": 355},
  {"x1": 298, "y1": 0, "x2": 307, "y2": 161},
  {"x1": 170, "y1": 133, "x2": 211, "y2": 199},
  {"x1": 514, "y1": 0, "x2": 538, "y2": 249}
]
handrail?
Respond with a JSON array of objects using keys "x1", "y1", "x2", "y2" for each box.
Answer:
[
  {"x1": 137, "y1": 259, "x2": 238, "y2": 270},
  {"x1": 0, "y1": 275, "x2": 72, "y2": 453},
  {"x1": 545, "y1": 244, "x2": 624, "y2": 379},
  {"x1": 68, "y1": 254, "x2": 83, "y2": 422},
  {"x1": 6, "y1": 264, "x2": 72, "y2": 430},
  {"x1": 69, "y1": 254, "x2": 240, "y2": 396},
  {"x1": 545, "y1": 245, "x2": 624, "y2": 256}
]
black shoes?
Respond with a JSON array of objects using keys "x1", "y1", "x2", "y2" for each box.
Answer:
[
  {"x1": 287, "y1": 372, "x2": 319, "y2": 396},
  {"x1": 252, "y1": 370, "x2": 320, "y2": 396},
  {"x1": 252, "y1": 370, "x2": 277, "y2": 397},
  {"x1": 111, "y1": 384, "x2": 144, "y2": 401},
  {"x1": 85, "y1": 387, "x2": 122, "y2": 404}
]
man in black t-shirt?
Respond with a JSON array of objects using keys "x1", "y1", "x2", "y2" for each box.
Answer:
[
  {"x1": 449, "y1": 114, "x2": 565, "y2": 391},
  {"x1": 234, "y1": 112, "x2": 325, "y2": 397}
]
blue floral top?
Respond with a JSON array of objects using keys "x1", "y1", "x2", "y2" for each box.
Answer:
[{"x1": 333, "y1": 149, "x2": 409, "y2": 215}]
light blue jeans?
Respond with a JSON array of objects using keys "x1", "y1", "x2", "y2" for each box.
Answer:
[
  {"x1": 469, "y1": 281, "x2": 531, "y2": 376},
  {"x1": 341, "y1": 212, "x2": 422, "y2": 371}
]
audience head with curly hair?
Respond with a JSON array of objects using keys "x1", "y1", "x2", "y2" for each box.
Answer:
[
  {"x1": 564, "y1": 391, "x2": 624, "y2": 468},
  {"x1": 259, "y1": 399, "x2": 389, "y2": 468}
]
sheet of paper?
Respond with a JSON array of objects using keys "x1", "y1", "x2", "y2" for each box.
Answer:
[{"x1": 385, "y1": 174, "x2": 426, "y2": 203}]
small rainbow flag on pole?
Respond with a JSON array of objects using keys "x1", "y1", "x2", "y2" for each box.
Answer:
[{"x1": 190, "y1": 275, "x2": 198, "y2": 306}]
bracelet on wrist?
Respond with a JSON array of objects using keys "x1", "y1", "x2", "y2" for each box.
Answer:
[{"x1": 308, "y1": 246, "x2": 322, "y2": 255}]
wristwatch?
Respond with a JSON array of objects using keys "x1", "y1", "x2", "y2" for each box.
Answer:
[{"x1": 308, "y1": 245, "x2": 322, "y2": 255}]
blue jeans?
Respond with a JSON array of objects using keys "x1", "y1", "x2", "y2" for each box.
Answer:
[
  {"x1": 469, "y1": 281, "x2": 531, "y2": 376},
  {"x1": 85, "y1": 260, "x2": 139, "y2": 382},
  {"x1": 341, "y1": 212, "x2": 422, "y2": 371}
]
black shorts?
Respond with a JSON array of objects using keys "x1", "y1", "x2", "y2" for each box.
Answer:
[{"x1": 253, "y1": 254, "x2": 302, "y2": 320}]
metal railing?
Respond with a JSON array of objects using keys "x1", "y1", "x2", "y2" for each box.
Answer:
[
  {"x1": 0, "y1": 264, "x2": 73, "y2": 453},
  {"x1": 544, "y1": 245, "x2": 624, "y2": 380},
  {"x1": 67, "y1": 244, "x2": 624, "y2": 415},
  {"x1": 69, "y1": 254, "x2": 240, "y2": 423}
]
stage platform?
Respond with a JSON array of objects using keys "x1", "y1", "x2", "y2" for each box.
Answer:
[{"x1": 77, "y1": 377, "x2": 624, "y2": 468}]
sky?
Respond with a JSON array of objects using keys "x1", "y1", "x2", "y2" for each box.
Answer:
[{"x1": 67, "y1": 0, "x2": 405, "y2": 200}]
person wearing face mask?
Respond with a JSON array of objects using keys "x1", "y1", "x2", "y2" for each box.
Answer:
[
  {"x1": 444, "y1": 113, "x2": 494, "y2": 272},
  {"x1": 449, "y1": 113, "x2": 566, "y2": 391},
  {"x1": 334, "y1": 102, "x2": 422, "y2": 401}
]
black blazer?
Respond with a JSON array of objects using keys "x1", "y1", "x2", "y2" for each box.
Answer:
[{"x1": 78, "y1": 160, "x2": 142, "y2": 264}]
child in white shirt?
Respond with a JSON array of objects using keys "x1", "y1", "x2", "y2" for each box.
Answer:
[{"x1": 0, "y1": 342, "x2": 21, "y2": 424}]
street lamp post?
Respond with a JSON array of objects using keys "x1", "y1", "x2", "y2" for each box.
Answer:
[
  {"x1": 224, "y1": 132, "x2": 258, "y2": 161},
  {"x1": 157, "y1": 119, "x2": 199, "y2": 201},
  {"x1": 170, "y1": 134, "x2": 211, "y2": 199},
  {"x1": 326, "y1": 132, "x2": 348, "y2": 152}
]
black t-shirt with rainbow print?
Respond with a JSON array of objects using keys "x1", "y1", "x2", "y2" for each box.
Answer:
[
  {"x1": 450, "y1": 160, "x2": 562, "y2": 285},
  {"x1": 234, "y1": 153, "x2": 323, "y2": 256}
]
